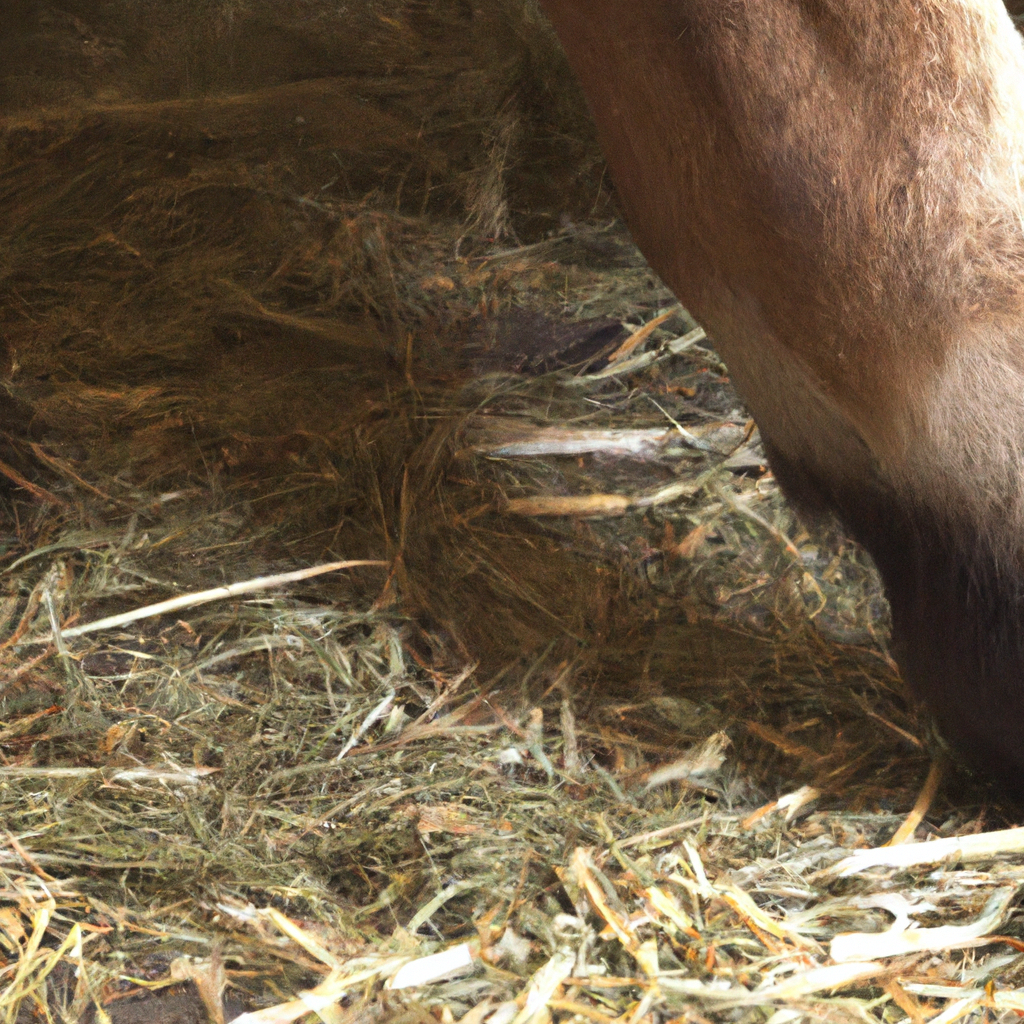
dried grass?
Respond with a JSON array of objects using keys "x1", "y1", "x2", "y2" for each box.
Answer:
[{"x1": 0, "y1": 3, "x2": 1021, "y2": 1024}]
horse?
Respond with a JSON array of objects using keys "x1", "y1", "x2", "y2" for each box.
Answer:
[{"x1": 537, "y1": 0, "x2": 1024, "y2": 792}]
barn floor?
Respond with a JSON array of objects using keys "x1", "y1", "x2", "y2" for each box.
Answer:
[{"x1": 0, "y1": 3, "x2": 1022, "y2": 1024}]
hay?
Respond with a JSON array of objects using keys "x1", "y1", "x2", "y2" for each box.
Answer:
[{"x1": 0, "y1": 2, "x2": 1021, "y2": 1023}]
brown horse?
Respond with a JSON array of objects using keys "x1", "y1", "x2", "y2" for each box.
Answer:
[{"x1": 538, "y1": 0, "x2": 1024, "y2": 792}]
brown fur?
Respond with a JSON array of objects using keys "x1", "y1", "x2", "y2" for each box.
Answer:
[{"x1": 539, "y1": 0, "x2": 1024, "y2": 792}]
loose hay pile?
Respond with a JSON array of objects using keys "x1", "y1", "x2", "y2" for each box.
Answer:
[{"x1": 0, "y1": 3, "x2": 1022, "y2": 1023}]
